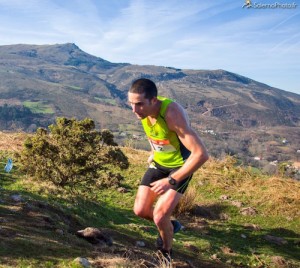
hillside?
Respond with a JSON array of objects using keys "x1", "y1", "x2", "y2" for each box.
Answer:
[
  {"x1": 1, "y1": 43, "x2": 300, "y2": 131},
  {"x1": 0, "y1": 43, "x2": 300, "y2": 169},
  {"x1": 0, "y1": 132, "x2": 299, "y2": 268}
]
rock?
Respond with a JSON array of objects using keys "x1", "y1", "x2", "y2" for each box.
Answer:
[
  {"x1": 11, "y1": 194, "x2": 23, "y2": 202},
  {"x1": 220, "y1": 246, "x2": 236, "y2": 255},
  {"x1": 264, "y1": 235, "x2": 287, "y2": 245},
  {"x1": 183, "y1": 242, "x2": 200, "y2": 253},
  {"x1": 210, "y1": 254, "x2": 219, "y2": 260},
  {"x1": 244, "y1": 223, "x2": 261, "y2": 231},
  {"x1": 117, "y1": 187, "x2": 128, "y2": 193},
  {"x1": 219, "y1": 195, "x2": 230, "y2": 200},
  {"x1": 74, "y1": 257, "x2": 91, "y2": 267},
  {"x1": 198, "y1": 181, "x2": 204, "y2": 186},
  {"x1": 231, "y1": 200, "x2": 243, "y2": 208},
  {"x1": 77, "y1": 227, "x2": 113, "y2": 246},
  {"x1": 240, "y1": 207, "x2": 257, "y2": 216},
  {"x1": 55, "y1": 229, "x2": 64, "y2": 235},
  {"x1": 135, "y1": 240, "x2": 145, "y2": 247},
  {"x1": 219, "y1": 213, "x2": 230, "y2": 220}
]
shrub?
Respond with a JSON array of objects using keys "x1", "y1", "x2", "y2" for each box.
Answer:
[
  {"x1": 174, "y1": 186, "x2": 198, "y2": 216},
  {"x1": 18, "y1": 117, "x2": 129, "y2": 193}
]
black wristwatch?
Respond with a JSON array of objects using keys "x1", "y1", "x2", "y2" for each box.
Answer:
[{"x1": 168, "y1": 175, "x2": 177, "y2": 185}]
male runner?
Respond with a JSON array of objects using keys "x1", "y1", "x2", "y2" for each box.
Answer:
[{"x1": 128, "y1": 78, "x2": 209, "y2": 261}]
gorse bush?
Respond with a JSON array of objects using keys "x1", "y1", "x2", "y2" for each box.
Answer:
[{"x1": 18, "y1": 117, "x2": 129, "y2": 193}]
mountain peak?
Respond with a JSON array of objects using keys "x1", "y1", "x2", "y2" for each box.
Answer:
[{"x1": 0, "y1": 43, "x2": 128, "y2": 70}]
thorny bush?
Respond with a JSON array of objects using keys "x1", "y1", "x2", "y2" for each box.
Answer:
[{"x1": 18, "y1": 117, "x2": 129, "y2": 193}]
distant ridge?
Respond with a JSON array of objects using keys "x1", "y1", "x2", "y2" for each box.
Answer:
[
  {"x1": 1, "y1": 43, "x2": 300, "y2": 166},
  {"x1": 0, "y1": 43, "x2": 299, "y2": 133}
]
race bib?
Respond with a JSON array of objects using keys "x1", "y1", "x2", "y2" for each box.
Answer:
[{"x1": 149, "y1": 137, "x2": 176, "y2": 152}]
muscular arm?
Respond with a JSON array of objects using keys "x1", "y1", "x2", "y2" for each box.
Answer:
[
  {"x1": 150, "y1": 101, "x2": 208, "y2": 194},
  {"x1": 165, "y1": 102, "x2": 209, "y2": 182}
]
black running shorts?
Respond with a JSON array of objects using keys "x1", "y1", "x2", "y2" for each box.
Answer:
[{"x1": 140, "y1": 161, "x2": 193, "y2": 194}]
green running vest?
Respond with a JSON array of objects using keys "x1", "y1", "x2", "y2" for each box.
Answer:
[{"x1": 141, "y1": 96, "x2": 191, "y2": 168}]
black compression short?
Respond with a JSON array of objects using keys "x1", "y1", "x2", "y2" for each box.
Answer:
[{"x1": 140, "y1": 161, "x2": 193, "y2": 194}]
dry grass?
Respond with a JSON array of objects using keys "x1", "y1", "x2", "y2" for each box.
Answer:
[
  {"x1": 199, "y1": 155, "x2": 253, "y2": 184},
  {"x1": 175, "y1": 186, "x2": 198, "y2": 215},
  {"x1": 91, "y1": 255, "x2": 145, "y2": 268},
  {"x1": 197, "y1": 156, "x2": 300, "y2": 217},
  {"x1": 0, "y1": 131, "x2": 28, "y2": 152},
  {"x1": 240, "y1": 176, "x2": 300, "y2": 217},
  {"x1": 121, "y1": 146, "x2": 149, "y2": 165},
  {"x1": 293, "y1": 161, "x2": 300, "y2": 168}
]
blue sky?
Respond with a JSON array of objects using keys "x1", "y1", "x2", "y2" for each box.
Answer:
[{"x1": 0, "y1": 0, "x2": 299, "y2": 94}]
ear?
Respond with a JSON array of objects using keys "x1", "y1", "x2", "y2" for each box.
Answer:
[{"x1": 151, "y1": 96, "x2": 158, "y2": 105}]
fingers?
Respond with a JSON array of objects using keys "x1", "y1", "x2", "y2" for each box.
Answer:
[
  {"x1": 150, "y1": 180, "x2": 168, "y2": 195},
  {"x1": 150, "y1": 181, "x2": 159, "y2": 193}
]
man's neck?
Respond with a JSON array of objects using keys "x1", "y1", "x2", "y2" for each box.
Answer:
[{"x1": 148, "y1": 100, "x2": 162, "y2": 120}]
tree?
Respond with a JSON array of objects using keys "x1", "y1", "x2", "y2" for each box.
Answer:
[{"x1": 18, "y1": 117, "x2": 129, "y2": 193}]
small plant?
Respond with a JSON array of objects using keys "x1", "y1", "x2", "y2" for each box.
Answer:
[
  {"x1": 154, "y1": 251, "x2": 173, "y2": 268},
  {"x1": 18, "y1": 117, "x2": 129, "y2": 193},
  {"x1": 174, "y1": 186, "x2": 198, "y2": 216}
]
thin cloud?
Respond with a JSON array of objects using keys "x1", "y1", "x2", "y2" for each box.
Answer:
[{"x1": 0, "y1": 0, "x2": 299, "y2": 94}]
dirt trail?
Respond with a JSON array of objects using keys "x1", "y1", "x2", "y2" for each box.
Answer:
[{"x1": 202, "y1": 102, "x2": 238, "y2": 116}]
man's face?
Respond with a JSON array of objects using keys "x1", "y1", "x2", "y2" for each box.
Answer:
[{"x1": 128, "y1": 92, "x2": 154, "y2": 119}]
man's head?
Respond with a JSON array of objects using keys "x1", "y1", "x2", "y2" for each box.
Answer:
[
  {"x1": 128, "y1": 78, "x2": 159, "y2": 119},
  {"x1": 129, "y1": 78, "x2": 158, "y2": 100}
]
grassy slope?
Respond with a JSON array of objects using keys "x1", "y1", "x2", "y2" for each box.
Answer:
[{"x1": 0, "y1": 132, "x2": 299, "y2": 268}]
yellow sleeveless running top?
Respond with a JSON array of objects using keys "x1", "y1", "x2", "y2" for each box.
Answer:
[{"x1": 141, "y1": 96, "x2": 191, "y2": 168}]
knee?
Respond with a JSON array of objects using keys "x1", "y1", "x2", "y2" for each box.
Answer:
[
  {"x1": 153, "y1": 211, "x2": 167, "y2": 228},
  {"x1": 133, "y1": 204, "x2": 148, "y2": 219}
]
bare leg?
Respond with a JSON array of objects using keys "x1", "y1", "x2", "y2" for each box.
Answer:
[
  {"x1": 153, "y1": 189, "x2": 182, "y2": 251},
  {"x1": 133, "y1": 185, "x2": 158, "y2": 220}
]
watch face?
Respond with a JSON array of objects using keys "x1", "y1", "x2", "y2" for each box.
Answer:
[{"x1": 168, "y1": 177, "x2": 176, "y2": 185}]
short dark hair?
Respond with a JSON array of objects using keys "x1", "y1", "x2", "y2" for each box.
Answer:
[{"x1": 129, "y1": 78, "x2": 157, "y2": 100}]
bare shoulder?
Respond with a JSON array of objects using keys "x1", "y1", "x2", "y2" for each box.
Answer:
[
  {"x1": 165, "y1": 101, "x2": 208, "y2": 158},
  {"x1": 164, "y1": 101, "x2": 190, "y2": 131}
]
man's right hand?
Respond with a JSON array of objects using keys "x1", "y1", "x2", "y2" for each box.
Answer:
[{"x1": 150, "y1": 178, "x2": 171, "y2": 195}]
